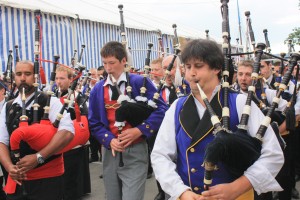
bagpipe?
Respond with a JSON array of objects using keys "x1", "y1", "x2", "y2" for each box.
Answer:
[
  {"x1": 263, "y1": 29, "x2": 271, "y2": 53},
  {"x1": 200, "y1": 0, "x2": 300, "y2": 190},
  {"x1": 6, "y1": 45, "x2": 20, "y2": 101},
  {"x1": 282, "y1": 63, "x2": 300, "y2": 131},
  {"x1": 245, "y1": 11, "x2": 256, "y2": 53},
  {"x1": 147, "y1": 47, "x2": 181, "y2": 108},
  {"x1": 118, "y1": 4, "x2": 134, "y2": 69},
  {"x1": 201, "y1": 47, "x2": 300, "y2": 191},
  {"x1": 5, "y1": 10, "x2": 89, "y2": 194},
  {"x1": 157, "y1": 29, "x2": 165, "y2": 58},
  {"x1": 205, "y1": 29, "x2": 210, "y2": 40},
  {"x1": 4, "y1": 50, "x2": 14, "y2": 100},
  {"x1": 111, "y1": 42, "x2": 156, "y2": 167}
]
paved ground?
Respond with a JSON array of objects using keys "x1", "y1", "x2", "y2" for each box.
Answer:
[
  {"x1": 82, "y1": 160, "x2": 300, "y2": 200},
  {"x1": 81, "y1": 161, "x2": 158, "y2": 200}
]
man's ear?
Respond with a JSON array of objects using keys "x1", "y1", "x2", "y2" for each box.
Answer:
[{"x1": 121, "y1": 57, "x2": 127, "y2": 65}]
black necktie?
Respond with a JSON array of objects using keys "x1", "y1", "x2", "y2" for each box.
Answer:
[
  {"x1": 110, "y1": 81, "x2": 124, "y2": 100},
  {"x1": 167, "y1": 85, "x2": 177, "y2": 105}
]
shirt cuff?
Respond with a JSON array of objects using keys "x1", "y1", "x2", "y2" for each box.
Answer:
[
  {"x1": 136, "y1": 122, "x2": 156, "y2": 139},
  {"x1": 57, "y1": 125, "x2": 75, "y2": 135},
  {"x1": 171, "y1": 185, "x2": 191, "y2": 200},
  {"x1": 244, "y1": 167, "x2": 282, "y2": 194}
]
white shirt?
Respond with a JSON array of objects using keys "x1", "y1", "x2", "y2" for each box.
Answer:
[
  {"x1": 163, "y1": 87, "x2": 171, "y2": 104},
  {"x1": 151, "y1": 87, "x2": 284, "y2": 200},
  {"x1": 0, "y1": 98, "x2": 5, "y2": 113},
  {"x1": 0, "y1": 93, "x2": 74, "y2": 146},
  {"x1": 295, "y1": 92, "x2": 300, "y2": 115},
  {"x1": 103, "y1": 72, "x2": 127, "y2": 100},
  {"x1": 240, "y1": 88, "x2": 287, "y2": 112}
]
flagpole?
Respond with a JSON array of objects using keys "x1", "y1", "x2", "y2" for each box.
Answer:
[{"x1": 237, "y1": 0, "x2": 242, "y2": 45}]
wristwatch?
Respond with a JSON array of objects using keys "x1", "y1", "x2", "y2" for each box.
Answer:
[{"x1": 36, "y1": 153, "x2": 45, "y2": 164}]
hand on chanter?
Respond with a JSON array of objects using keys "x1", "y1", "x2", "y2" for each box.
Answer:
[
  {"x1": 118, "y1": 127, "x2": 142, "y2": 148},
  {"x1": 110, "y1": 138, "x2": 125, "y2": 157},
  {"x1": 8, "y1": 164, "x2": 25, "y2": 185},
  {"x1": 16, "y1": 154, "x2": 39, "y2": 174},
  {"x1": 199, "y1": 183, "x2": 241, "y2": 200},
  {"x1": 180, "y1": 190, "x2": 202, "y2": 200}
]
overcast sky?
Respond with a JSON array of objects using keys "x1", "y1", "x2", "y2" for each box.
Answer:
[
  {"x1": 3, "y1": 0, "x2": 300, "y2": 54},
  {"x1": 111, "y1": 0, "x2": 300, "y2": 54}
]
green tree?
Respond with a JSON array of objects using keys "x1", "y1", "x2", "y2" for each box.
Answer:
[{"x1": 285, "y1": 27, "x2": 300, "y2": 46}]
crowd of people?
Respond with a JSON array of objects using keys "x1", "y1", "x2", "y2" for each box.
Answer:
[{"x1": 0, "y1": 38, "x2": 299, "y2": 200}]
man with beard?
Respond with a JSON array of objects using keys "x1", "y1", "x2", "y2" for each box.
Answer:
[{"x1": 0, "y1": 60, "x2": 74, "y2": 200}]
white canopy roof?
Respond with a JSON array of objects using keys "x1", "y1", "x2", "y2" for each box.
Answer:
[{"x1": 0, "y1": 0, "x2": 210, "y2": 39}]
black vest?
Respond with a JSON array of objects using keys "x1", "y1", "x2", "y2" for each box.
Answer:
[
  {"x1": 5, "y1": 92, "x2": 48, "y2": 158},
  {"x1": 6, "y1": 92, "x2": 48, "y2": 136}
]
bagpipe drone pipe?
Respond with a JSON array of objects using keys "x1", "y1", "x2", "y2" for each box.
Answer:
[
  {"x1": 5, "y1": 60, "x2": 90, "y2": 195},
  {"x1": 200, "y1": 48, "x2": 300, "y2": 190},
  {"x1": 200, "y1": 0, "x2": 300, "y2": 190},
  {"x1": 5, "y1": 13, "x2": 90, "y2": 193},
  {"x1": 147, "y1": 47, "x2": 181, "y2": 108},
  {"x1": 9, "y1": 57, "x2": 90, "y2": 153},
  {"x1": 111, "y1": 42, "x2": 156, "y2": 167},
  {"x1": 200, "y1": 0, "x2": 261, "y2": 190}
]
